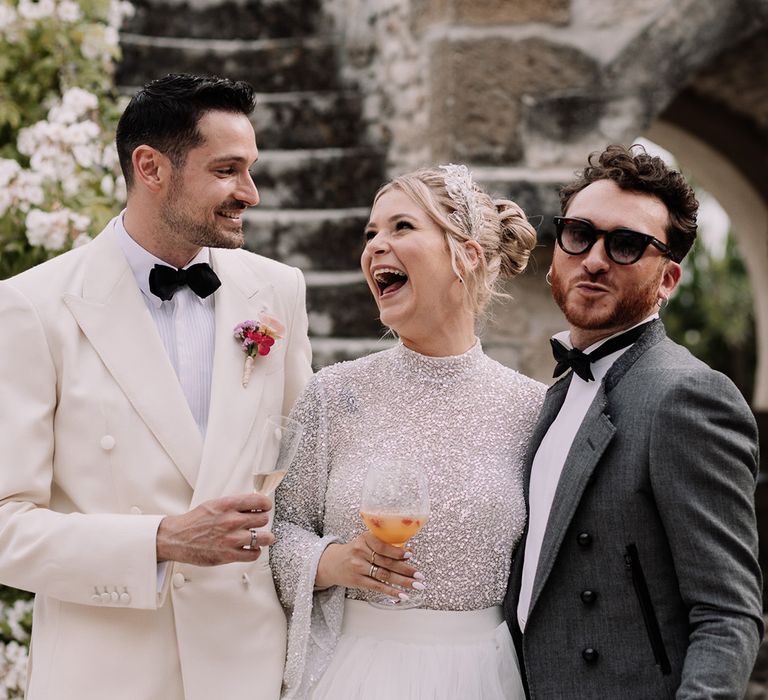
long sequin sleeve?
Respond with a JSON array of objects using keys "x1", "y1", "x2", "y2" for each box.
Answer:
[{"x1": 272, "y1": 375, "x2": 345, "y2": 698}]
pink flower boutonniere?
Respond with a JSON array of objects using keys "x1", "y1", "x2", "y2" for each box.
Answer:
[{"x1": 233, "y1": 315, "x2": 286, "y2": 387}]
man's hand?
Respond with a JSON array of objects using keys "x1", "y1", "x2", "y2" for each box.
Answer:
[{"x1": 156, "y1": 493, "x2": 275, "y2": 565}]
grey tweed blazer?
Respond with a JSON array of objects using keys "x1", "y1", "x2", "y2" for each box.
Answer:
[{"x1": 504, "y1": 320, "x2": 763, "y2": 699}]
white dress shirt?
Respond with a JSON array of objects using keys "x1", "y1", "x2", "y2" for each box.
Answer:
[
  {"x1": 114, "y1": 215, "x2": 216, "y2": 436},
  {"x1": 517, "y1": 315, "x2": 658, "y2": 631}
]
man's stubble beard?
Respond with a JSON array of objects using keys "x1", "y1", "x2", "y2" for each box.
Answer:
[
  {"x1": 550, "y1": 262, "x2": 665, "y2": 332},
  {"x1": 160, "y1": 174, "x2": 245, "y2": 251}
]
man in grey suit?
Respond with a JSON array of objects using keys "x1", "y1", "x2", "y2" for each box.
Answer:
[{"x1": 504, "y1": 144, "x2": 763, "y2": 699}]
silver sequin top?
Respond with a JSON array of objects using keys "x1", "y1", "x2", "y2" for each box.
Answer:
[{"x1": 272, "y1": 340, "x2": 546, "y2": 698}]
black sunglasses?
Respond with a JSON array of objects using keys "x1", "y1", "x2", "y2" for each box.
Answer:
[{"x1": 553, "y1": 217, "x2": 676, "y2": 265}]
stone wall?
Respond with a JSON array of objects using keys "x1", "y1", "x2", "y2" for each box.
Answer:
[{"x1": 324, "y1": 0, "x2": 768, "y2": 384}]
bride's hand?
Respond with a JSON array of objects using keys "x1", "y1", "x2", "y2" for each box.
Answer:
[{"x1": 315, "y1": 532, "x2": 424, "y2": 599}]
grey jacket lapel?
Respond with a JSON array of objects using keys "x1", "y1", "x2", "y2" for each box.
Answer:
[{"x1": 526, "y1": 319, "x2": 668, "y2": 617}]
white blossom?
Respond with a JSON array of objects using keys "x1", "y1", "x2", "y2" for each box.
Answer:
[
  {"x1": 5, "y1": 600, "x2": 32, "y2": 643},
  {"x1": 48, "y1": 87, "x2": 98, "y2": 124},
  {"x1": 72, "y1": 232, "x2": 92, "y2": 248},
  {"x1": 115, "y1": 173, "x2": 127, "y2": 202},
  {"x1": 0, "y1": 159, "x2": 21, "y2": 187},
  {"x1": 17, "y1": 0, "x2": 55, "y2": 20},
  {"x1": 25, "y1": 208, "x2": 71, "y2": 251},
  {"x1": 0, "y1": 640, "x2": 29, "y2": 698},
  {"x1": 80, "y1": 24, "x2": 114, "y2": 60},
  {"x1": 108, "y1": 0, "x2": 134, "y2": 28},
  {"x1": 0, "y1": 2, "x2": 18, "y2": 31},
  {"x1": 56, "y1": 0, "x2": 81, "y2": 22},
  {"x1": 11, "y1": 170, "x2": 45, "y2": 211},
  {"x1": 100, "y1": 173, "x2": 115, "y2": 195}
]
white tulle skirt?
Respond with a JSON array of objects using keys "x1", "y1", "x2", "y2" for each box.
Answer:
[{"x1": 309, "y1": 600, "x2": 525, "y2": 700}]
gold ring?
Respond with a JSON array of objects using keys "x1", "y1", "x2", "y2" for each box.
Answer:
[
  {"x1": 370, "y1": 551, "x2": 377, "y2": 566},
  {"x1": 369, "y1": 564, "x2": 379, "y2": 579}
]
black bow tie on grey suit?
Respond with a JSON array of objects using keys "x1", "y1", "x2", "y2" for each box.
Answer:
[
  {"x1": 148, "y1": 262, "x2": 221, "y2": 301},
  {"x1": 550, "y1": 321, "x2": 653, "y2": 382}
]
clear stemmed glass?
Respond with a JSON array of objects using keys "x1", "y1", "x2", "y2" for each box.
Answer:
[
  {"x1": 359, "y1": 459, "x2": 430, "y2": 609},
  {"x1": 252, "y1": 415, "x2": 304, "y2": 496}
]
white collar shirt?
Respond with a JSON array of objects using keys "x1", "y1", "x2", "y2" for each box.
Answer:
[
  {"x1": 114, "y1": 214, "x2": 216, "y2": 437},
  {"x1": 517, "y1": 314, "x2": 658, "y2": 631}
]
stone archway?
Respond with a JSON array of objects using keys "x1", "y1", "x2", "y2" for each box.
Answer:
[{"x1": 645, "y1": 120, "x2": 768, "y2": 408}]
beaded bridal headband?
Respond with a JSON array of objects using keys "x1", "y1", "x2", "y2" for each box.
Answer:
[{"x1": 439, "y1": 163, "x2": 483, "y2": 240}]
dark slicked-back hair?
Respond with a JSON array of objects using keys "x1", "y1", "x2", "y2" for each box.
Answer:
[
  {"x1": 559, "y1": 144, "x2": 698, "y2": 263},
  {"x1": 116, "y1": 73, "x2": 256, "y2": 189}
]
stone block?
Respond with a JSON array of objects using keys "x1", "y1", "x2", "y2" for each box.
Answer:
[
  {"x1": 412, "y1": 0, "x2": 569, "y2": 30},
  {"x1": 117, "y1": 36, "x2": 340, "y2": 92},
  {"x1": 311, "y1": 337, "x2": 396, "y2": 370},
  {"x1": 475, "y1": 178, "x2": 563, "y2": 238},
  {"x1": 254, "y1": 148, "x2": 385, "y2": 209},
  {"x1": 243, "y1": 209, "x2": 369, "y2": 270},
  {"x1": 122, "y1": 0, "x2": 324, "y2": 40},
  {"x1": 429, "y1": 37, "x2": 599, "y2": 164},
  {"x1": 306, "y1": 279, "x2": 384, "y2": 337},
  {"x1": 252, "y1": 91, "x2": 364, "y2": 149},
  {"x1": 453, "y1": 0, "x2": 570, "y2": 26},
  {"x1": 522, "y1": 94, "x2": 606, "y2": 143}
]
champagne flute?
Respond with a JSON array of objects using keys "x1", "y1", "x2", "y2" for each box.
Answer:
[
  {"x1": 252, "y1": 415, "x2": 304, "y2": 496},
  {"x1": 359, "y1": 459, "x2": 430, "y2": 609}
]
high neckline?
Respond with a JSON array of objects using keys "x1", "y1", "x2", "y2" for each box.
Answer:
[{"x1": 394, "y1": 338, "x2": 484, "y2": 383}]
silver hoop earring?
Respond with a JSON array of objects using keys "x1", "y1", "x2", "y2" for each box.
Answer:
[
  {"x1": 657, "y1": 297, "x2": 669, "y2": 309},
  {"x1": 545, "y1": 270, "x2": 552, "y2": 287}
]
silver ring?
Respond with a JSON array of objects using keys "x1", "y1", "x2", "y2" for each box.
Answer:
[
  {"x1": 248, "y1": 528, "x2": 259, "y2": 549},
  {"x1": 369, "y1": 564, "x2": 379, "y2": 580}
]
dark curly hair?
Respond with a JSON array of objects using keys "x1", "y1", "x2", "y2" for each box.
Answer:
[
  {"x1": 559, "y1": 144, "x2": 698, "y2": 263},
  {"x1": 116, "y1": 73, "x2": 256, "y2": 190}
]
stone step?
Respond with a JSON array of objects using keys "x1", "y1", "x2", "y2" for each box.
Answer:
[
  {"x1": 254, "y1": 148, "x2": 385, "y2": 209},
  {"x1": 304, "y1": 271, "x2": 383, "y2": 338},
  {"x1": 244, "y1": 207, "x2": 369, "y2": 270},
  {"x1": 472, "y1": 166, "x2": 573, "y2": 244},
  {"x1": 117, "y1": 87, "x2": 365, "y2": 150},
  {"x1": 122, "y1": 0, "x2": 326, "y2": 41},
  {"x1": 253, "y1": 91, "x2": 364, "y2": 149},
  {"x1": 117, "y1": 34, "x2": 340, "y2": 92},
  {"x1": 310, "y1": 336, "x2": 395, "y2": 370}
]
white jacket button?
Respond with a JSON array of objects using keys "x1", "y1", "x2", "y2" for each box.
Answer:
[
  {"x1": 172, "y1": 572, "x2": 186, "y2": 589},
  {"x1": 129, "y1": 506, "x2": 142, "y2": 515},
  {"x1": 100, "y1": 435, "x2": 116, "y2": 451},
  {"x1": 110, "y1": 591, "x2": 120, "y2": 603},
  {"x1": 91, "y1": 594, "x2": 102, "y2": 604},
  {"x1": 119, "y1": 592, "x2": 131, "y2": 605},
  {"x1": 100, "y1": 592, "x2": 111, "y2": 604}
]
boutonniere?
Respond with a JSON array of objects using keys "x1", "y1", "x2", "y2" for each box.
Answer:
[{"x1": 233, "y1": 315, "x2": 285, "y2": 387}]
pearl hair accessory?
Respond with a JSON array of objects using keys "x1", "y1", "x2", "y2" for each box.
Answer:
[{"x1": 439, "y1": 163, "x2": 484, "y2": 241}]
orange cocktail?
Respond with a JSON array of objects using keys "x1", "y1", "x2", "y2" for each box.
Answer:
[{"x1": 360, "y1": 512, "x2": 428, "y2": 547}]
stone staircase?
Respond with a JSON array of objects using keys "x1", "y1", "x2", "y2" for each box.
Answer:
[{"x1": 117, "y1": 0, "x2": 391, "y2": 368}]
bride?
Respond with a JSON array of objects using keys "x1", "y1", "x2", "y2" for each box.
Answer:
[{"x1": 270, "y1": 164, "x2": 546, "y2": 699}]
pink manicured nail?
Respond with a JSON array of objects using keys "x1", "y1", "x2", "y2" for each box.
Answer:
[
  {"x1": 413, "y1": 571, "x2": 425, "y2": 580},
  {"x1": 412, "y1": 581, "x2": 426, "y2": 591},
  {"x1": 398, "y1": 592, "x2": 410, "y2": 601}
]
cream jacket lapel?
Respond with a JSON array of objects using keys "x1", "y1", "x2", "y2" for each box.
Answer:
[
  {"x1": 194, "y1": 248, "x2": 275, "y2": 503},
  {"x1": 62, "y1": 224, "x2": 203, "y2": 488}
]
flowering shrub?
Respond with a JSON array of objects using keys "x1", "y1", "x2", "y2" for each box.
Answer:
[
  {"x1": 0, "y1": 0, "x2": 132, "y2": 279},
  {"x1": 0, "y1": 0, "x2": 132, "y2": 693},
  {"x1": 0, "y1": 591, "x2": 32, "y2": 699}
]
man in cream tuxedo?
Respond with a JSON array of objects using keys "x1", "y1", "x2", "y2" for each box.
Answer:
[{"x1": 0, "y1": 74, "x2": 312, "y2": 699}]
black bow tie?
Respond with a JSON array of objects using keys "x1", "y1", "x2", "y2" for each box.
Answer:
[
  {"x1": 148, "y1": 262, "x2": 221, "y2": 301},
  {"x1": 550, "y1": 321, "x2": 653, "y2": 382}
]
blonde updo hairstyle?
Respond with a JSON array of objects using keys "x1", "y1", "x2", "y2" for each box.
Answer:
[{"x1": 372, "y1": 166, "x2": 537, "y2": 318}]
